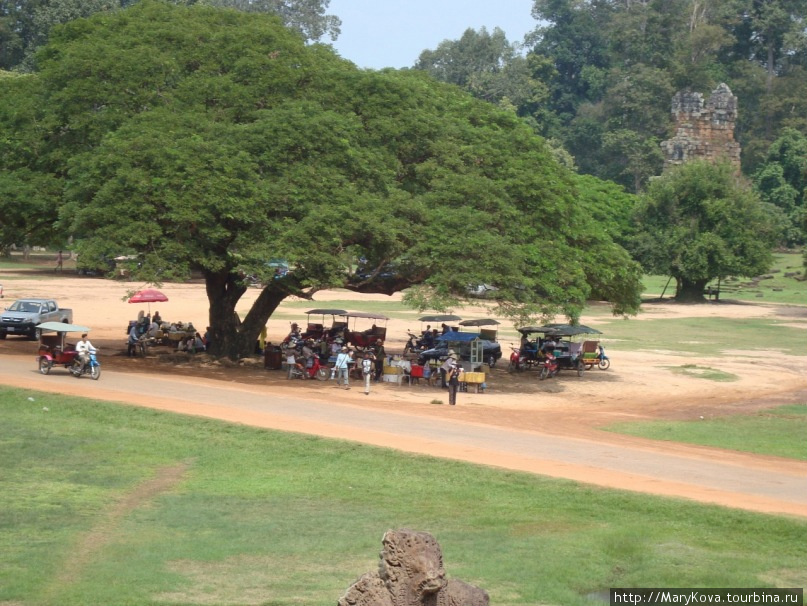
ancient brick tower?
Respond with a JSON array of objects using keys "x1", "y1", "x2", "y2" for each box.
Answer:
[{"x1": 660, "y1": 83, "x2": 741, "y2": 172}]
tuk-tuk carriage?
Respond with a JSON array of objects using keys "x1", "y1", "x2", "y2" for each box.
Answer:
[
  {"x1": 36, "y1": 321, "x2": 101, "y2": 379},
  {"x1": 343, "y1": 311, "x2": 389, "y2": 350}
]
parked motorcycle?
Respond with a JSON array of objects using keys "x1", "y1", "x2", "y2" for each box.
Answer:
[
  {"x1": 508, "y1": 346, "x2": 525, "y2": 372},
  {"x1": 596, "y1": 345, "x2": 610, "y2": 370},
  {"x1": 286, "y1": 351, "x2": 330, "y2": 380},
  {"x1": 538, "y1": 353, "x2": 558, "y2": 381},
  {"x1": 69, "y1": 351, "x2": 101, "y2": 380},
  {"x1": 403, "y1": 331, "x2": 430, "y2": 355}
]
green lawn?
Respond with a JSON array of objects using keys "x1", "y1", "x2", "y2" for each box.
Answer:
[
  {"x1": 606, "y1": 404, "x2": 807, "y2": 460},
  {"x1": 2, "y1": 387, "x2": 805, "y2": 606}
]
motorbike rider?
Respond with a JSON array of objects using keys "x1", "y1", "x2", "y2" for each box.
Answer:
[{"x1": 76, "y1": 333, "x2": 97, "y2": 373}]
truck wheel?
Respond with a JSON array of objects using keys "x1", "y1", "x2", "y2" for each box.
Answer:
[
  {"x1": 38, "y1": 357, "x2": 52, "y2": 375},
  {"x1": 29, "y1": 328, "x2": 41, "y2": 341}
]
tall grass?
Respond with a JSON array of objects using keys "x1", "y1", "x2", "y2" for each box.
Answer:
[{"x1": 2, "y1": 387, "x2": 805, "y2": 606}]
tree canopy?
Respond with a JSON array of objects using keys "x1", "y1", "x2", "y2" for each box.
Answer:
[
  {"x1": 0, "y1": 0, "x2": 340, "y2": 71},
  {"x1": 632, "y1": 161, "x2": 776, "y2": 301},
  {"x1": 0, "y1": 0, "x2": 643, "y2": 358}
]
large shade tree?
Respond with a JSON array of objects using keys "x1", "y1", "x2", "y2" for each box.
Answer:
[
  {"x1": 7, "y1": 0, "x2": 642, "y2": 359},
  {"x1": 632, "y1": 161, "x2": 776, "y2": 301}
]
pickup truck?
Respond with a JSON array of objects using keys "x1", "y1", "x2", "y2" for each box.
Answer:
[{"x1": 0, "y1": 299, "x2": 73, "y2": 339}]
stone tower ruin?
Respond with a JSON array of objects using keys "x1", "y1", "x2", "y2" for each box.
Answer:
[{"x1": 660, "y1": 83, "x2": 741, "y2": 172}]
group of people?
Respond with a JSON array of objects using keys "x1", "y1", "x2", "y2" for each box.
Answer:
[
  {"x1": 282, "y1": 322, "x2": 386, "y2": 394},
  {"x1": 127, "y1": 310, "x2": 210, "y2": 356}
]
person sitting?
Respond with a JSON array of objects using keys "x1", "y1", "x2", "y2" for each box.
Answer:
[
  {"x1": 146, "y1": 320, "x2": 160, "y2": 338},
  {"x1": 192, "y1": 332, "x2": 205, "y2": 353},
  {"x1": 152, "y1": 311, "x2": 162, "y2": 324}
]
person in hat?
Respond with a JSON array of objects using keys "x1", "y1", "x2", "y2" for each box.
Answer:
[
  {"x1": 447, "y1": 355, "x2": 462, "y2": 405},
  {"x1": 334, "y1": 346, "x2": 352, "y2": 389},
  {"x1": 439, "y1": 350, "x2": 457, "y2": 389}
]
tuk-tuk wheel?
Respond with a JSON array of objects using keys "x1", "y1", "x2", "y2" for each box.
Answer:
[{"x1": 38, "y1": 357, "x2": 52, "y2": 375}]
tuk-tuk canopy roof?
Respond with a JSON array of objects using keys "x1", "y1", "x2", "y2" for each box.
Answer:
[
  {"x1": 517, "y1": 324, "x2": 602, "y2": 337},
  {"x1": 418, "y1": 314, "x2": 462, "y2": 322},
  {"x1": 344, "y1": 311, "x2": 389, "y2": 320},
  {"x1": 459, "y1": 318, "x2": 500, "y2": 327},
  {"x1": 37, "y1": 322, "x2": 91, "y2": 333},
  {"x1": 437, "y1": 331, "x2": 480, "y2": 343},
  {"x1": 305, "y1": 309, "x2": 348, "y2": 316}
]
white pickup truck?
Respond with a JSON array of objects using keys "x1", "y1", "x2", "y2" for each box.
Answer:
[{"x1": 0, "y1": 299, "x2": 73, "y2": 339}]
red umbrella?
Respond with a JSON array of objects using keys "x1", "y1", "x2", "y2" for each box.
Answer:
[{"x1": 128, "y1": 288, "x2": 168, "y2": 313}]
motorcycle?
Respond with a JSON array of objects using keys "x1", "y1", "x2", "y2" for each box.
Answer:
[
  {"x1": 537, "y1": 353, "x2": 558, "y2": 381},
  {"x1": 403, "y1": 331, "x2": 431, "y2": 355},
  {"x1": 69, "y1": 351, "x2": 101, "y2": 380},
  {"x1": 596, "y1": 345, "x2": 610, "y2": 370},
  {"x1": 508, "y1": 346, "x2": 525, "y2": 373},
  {"x1": 286, "y1": 349, "x2": 330, "y2": 381}
]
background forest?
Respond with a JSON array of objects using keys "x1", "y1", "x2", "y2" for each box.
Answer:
[{"x1": 415, "y1": 0, "x2": 807, "y2": 246}]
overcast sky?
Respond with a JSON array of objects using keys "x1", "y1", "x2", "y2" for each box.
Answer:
[{"x1": 327, "y1": 0, "x2": 537, "y2": 70}]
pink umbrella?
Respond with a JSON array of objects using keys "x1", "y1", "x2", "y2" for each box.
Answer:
[{"x1": 128, "y1": 288, "x2": 168, "y2": 313}]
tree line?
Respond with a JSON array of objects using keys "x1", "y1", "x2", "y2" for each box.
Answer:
[{"x1": 414, "y1": 0, "x2": 807, "y2": 247}]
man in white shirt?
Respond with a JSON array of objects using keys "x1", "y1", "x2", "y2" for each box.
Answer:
[
  {"x1": 334, "y1": 347, "x2": 352, "y2": 389},
  {"x1": 76, "y1": 333, "x2": 96, "y2": 373}
]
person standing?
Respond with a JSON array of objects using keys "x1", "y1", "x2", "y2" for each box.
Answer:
[
  {"x1": 372, "y1": 339, "x2": 386, "y2": 381},
  {"x1": 361, "y1": 351, "x2": 375, "y2": 395},
  {"x1": 55, "y1": 250, "x2": 63, "y2": 272},
  {"x1": 127, "y1": 324, "x2": 139, "y2": 357},
  {"x1": 447, "y1": 355, "x2": 461, "y2": 405},
  {"x1": 439, "y1": 350, "x2": 456, "y2": 388},
  {"x1": 334, "y1": 346, "x2": 352, "y2": 389}
]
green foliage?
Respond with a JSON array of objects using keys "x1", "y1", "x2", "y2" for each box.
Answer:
[
  {"x1": 0, "y1": 0, "x2": 340, "y2": 72},
  {"x1": 516, "y1": 0, "x2": 807, "y2": 191},
  {"x1": 2, "y1": 387, "x2": 806, "y2": 605},
  {"x1": 632, "y1": 161, "x2": 776, "y2": 301},
  {"x1": 752, "y1": 127, "x2": 807, "y2": 246},
  {"x1": 7, "y1": 0, "x2": 641, "y2": 358}
]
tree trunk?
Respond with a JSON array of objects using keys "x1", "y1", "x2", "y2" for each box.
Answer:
[
  {"x1": 204, "y1": 269, "x2": 292, "y2": 360},
  {"x1": 674, "y1": 276, "x2": 708, "y2": 302}
]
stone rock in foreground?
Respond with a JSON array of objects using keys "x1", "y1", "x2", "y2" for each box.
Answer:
[{"x1": 338, "y1": 529, "x2": 489, "y2": 606}]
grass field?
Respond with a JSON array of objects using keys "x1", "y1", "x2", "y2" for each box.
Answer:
[
  {"x1": 2, "y1": 387, "x2": 806, "y2": 606},
  {"x1": 606, "y1": 404, "x2": 807, "y2": 460}
]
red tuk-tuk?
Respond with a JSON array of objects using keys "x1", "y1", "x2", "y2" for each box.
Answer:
[{"x1": 36, "y1": 321, "x2": 98, "y2": 378}]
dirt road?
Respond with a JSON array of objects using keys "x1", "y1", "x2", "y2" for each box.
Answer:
[{"x1": 2, "y1": 354, "x2": 805, "y2": 518}]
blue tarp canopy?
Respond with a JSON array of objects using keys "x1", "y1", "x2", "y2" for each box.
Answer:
[{"x1": 436, "y1": 331, "x2": 479, "y2": 343}]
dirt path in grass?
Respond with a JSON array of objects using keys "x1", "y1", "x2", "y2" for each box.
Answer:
[
  {"x1": 37, "y1": 462, "x2": 189, "y2": 600},
  {"x1": 2, "y1": 269, "x2": 807, "y2": 518}
]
